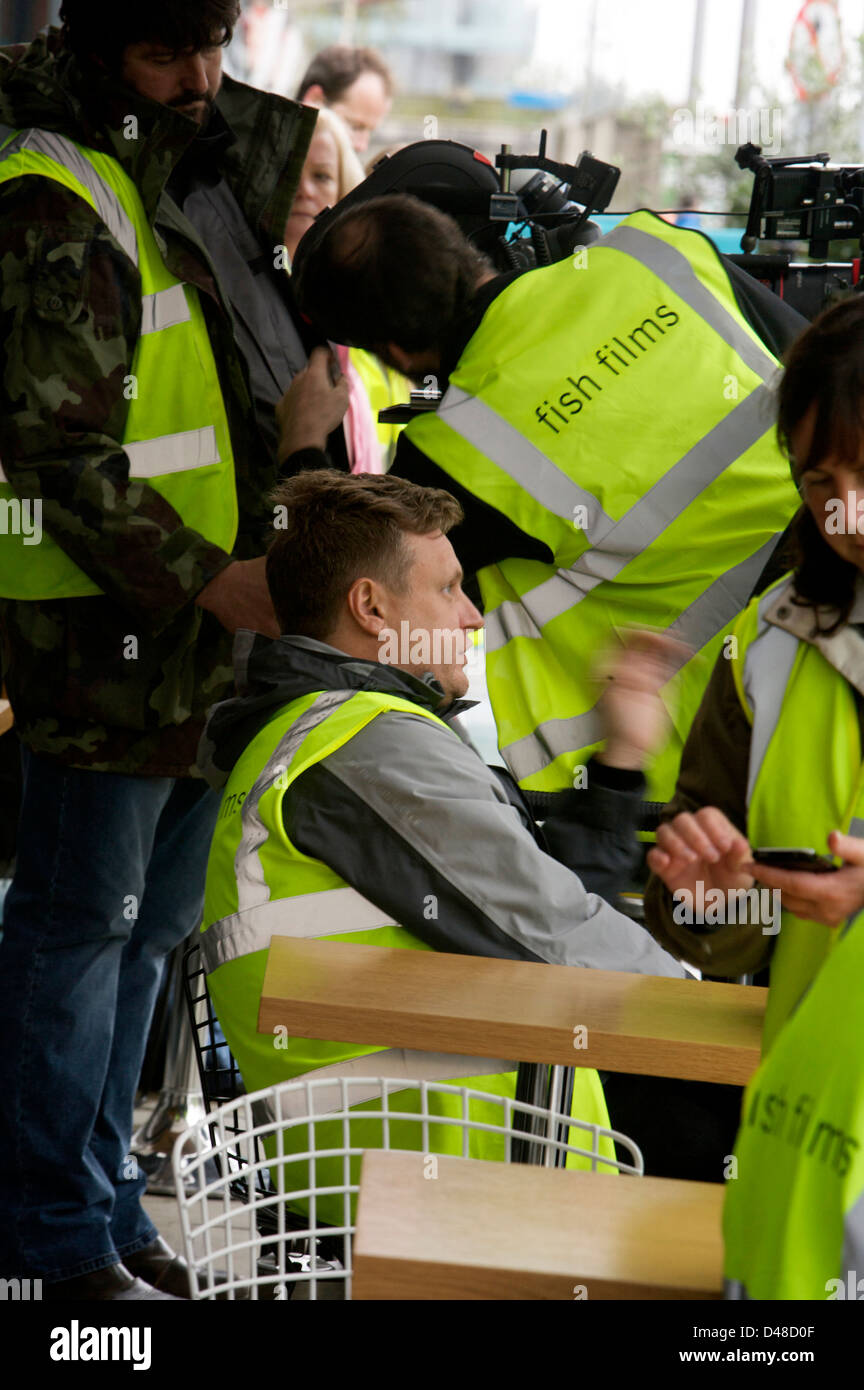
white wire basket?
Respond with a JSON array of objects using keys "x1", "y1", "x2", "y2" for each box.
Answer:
[{"x1": 172, "y1": 1073, "x2": 644, "y2": 1301}]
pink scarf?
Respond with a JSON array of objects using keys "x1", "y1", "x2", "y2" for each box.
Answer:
[{"x1": 335, "y1": 343, "x2": 383, "y2": 474}]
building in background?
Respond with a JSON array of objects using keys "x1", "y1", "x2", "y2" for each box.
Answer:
[
  {"x1": 226, "y1": 1, "x2": 665, "y2": 209},
  {"x1": 230, "y1": 0, "x2": 542, "y2": 156}
]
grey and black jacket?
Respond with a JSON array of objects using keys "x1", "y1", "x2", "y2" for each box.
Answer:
[{"x1": 200, "y1": 632, "x2": 684, "y2": 979}]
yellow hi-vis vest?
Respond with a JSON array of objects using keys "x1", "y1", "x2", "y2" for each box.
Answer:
[
  {"x1": 404, "y1": 210, "x2": 800, "y2": 802},
  {"x1": 0, "y1": 127, "x2": 237, "y2": 599},
  {"x1": 349, "y1": 348, "x2": 411, "y2": 469},
  {"x1": 724, "y1": 911, "x2": 864, "y2": 1299},
  {"x1": 730, "y1": 576, "x2": 864, "y2": 1052},
  {"x1": 200, "y1": 686, "x2": 615, "y2": 1220}
]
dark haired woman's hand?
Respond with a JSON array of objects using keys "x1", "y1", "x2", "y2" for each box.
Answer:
[
  {"x1": 647, "y1": 806, "x2": 756, "y2": 918},
  {"x1": 745, "y1": 829, "x2": 864, "y2": 928}
]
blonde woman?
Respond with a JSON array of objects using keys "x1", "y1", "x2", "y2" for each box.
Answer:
[
  {"x1": 286, "y1": 109, "x2": 410, "y2": 470},
  {"x1": 284, "y1": 105, "x2": 363, "y2": 262},
  {"x1": 284, "y1": 107, "x2": 392, "y2": 474}
]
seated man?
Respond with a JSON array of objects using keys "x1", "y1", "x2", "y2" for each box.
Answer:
[{"x1": 197, "y1": 469, "x2": 687, "y2": 1209}]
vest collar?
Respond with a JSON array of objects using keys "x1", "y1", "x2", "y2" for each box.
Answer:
[
  {"x1": 764, "y1": 576, "x2": 864, "y2": 698},
  {"x1": 199, "y1": 629, "x2": 480, "y2": 789},
  {"x1": 259, "y1": 632, "x2": 479, "y2": 719}
]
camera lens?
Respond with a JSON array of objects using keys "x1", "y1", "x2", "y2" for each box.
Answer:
[{"x1": 518, "y1": 170, "x2": 581, "y2": 218}]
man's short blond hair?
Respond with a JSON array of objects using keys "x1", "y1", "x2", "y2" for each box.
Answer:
[{"x1": 266, "y1": 469, "x2": 463, "y2": 637}]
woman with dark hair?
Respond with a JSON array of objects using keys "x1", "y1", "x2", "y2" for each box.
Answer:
[
  {"x1": 654, "y1": 297, "x2": 864, "y2": 1303},
  {"x1": 645, "y1": 292, "x2": 864, "y2": 1055}
]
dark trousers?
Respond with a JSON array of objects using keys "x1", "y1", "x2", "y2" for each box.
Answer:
[
  {"x1": 0, "y1": 748, "x2": 220, "y2": 1281},
  {"x1": 602, "y1": 1071, "x2": 744, "y2": 1182}
]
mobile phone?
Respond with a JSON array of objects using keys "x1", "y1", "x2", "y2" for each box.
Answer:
[{"x1": 752, "y1": 847, "x2": 838, "y2": 873}]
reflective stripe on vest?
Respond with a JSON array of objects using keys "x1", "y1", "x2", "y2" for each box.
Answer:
[
  {"x1": 122, "y1": 427, "x2": 219, "y2": 479},
  {"x1": 498, "y1": 537, "x2": 781, "y2": 785},
  {"x1": 232, "y1": 690, "x2": 354, "y2": 919},
  {"x1": 140, "y1": 283, "x2": 191, "y2": 334},
  {"x1": 739, "y1": 581, "x2": 800, "y2": 803},
  {"x1": 200, "y1": 888, "x2": 398, "y2": 974},
  {"x1": 0, "y1": 423, "x2": 215, "y2": 486},
  {"x1": 0, "y1": 126, "x2": 237, "y2": 597},
  {"x1": 843, "y1": 1187, "x2": 864, "y2": 1282},
  {"x1": 404, "y1": 210, "x2": 799, "y2": 798},
  {"x1": 437, "y1": 384, "x2": 616, "y2": 538},
  {"x1": 601, "y1": 222, "x2": 779, "y2": 384}
]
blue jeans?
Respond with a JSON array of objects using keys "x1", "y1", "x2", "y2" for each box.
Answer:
[{"x1": 0, "y1": 749, "x2": 221, "y2": 1281}]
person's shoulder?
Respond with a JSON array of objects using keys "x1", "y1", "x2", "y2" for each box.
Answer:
[
  {"x1": 722, "y1": 255, "x2": 807, "y2": 351},
  {"x1": 351, "y1": 704, "x2": 464, "y2": 743},
  {"x1": 0, "y1": 166, "x2": 100, "y2": 219},
  {"x1": 325, "y1": 704, "x2": 494, "y2": 782}
]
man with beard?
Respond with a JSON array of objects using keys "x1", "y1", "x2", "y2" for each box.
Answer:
[{"x1": 0, "y1": 1, "x2": 348, "y2": 1300}]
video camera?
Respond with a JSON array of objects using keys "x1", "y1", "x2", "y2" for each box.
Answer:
[
  {"x1": 299, "y1": 128, "x2": 620, "y2": 278},
  {"x1": 730, "y1": 142, "x2": 864, "y2": 319}
]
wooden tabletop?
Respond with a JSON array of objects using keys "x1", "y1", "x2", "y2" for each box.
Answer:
[
  {"x1": 353, "y1": 1149, "x2": 724, "y2": 1300},
  {"x1": 259, "y1": 937, "x2": 765, "y2": 1085}
]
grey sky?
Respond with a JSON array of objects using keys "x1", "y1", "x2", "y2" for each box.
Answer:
[{"x1": 531, "y1": 0, "x2": 863, "y2": 109}]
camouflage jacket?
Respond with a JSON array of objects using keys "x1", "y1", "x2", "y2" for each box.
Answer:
[{"x1": 0, "y1": 29, "x2": 316, "y2": 776}]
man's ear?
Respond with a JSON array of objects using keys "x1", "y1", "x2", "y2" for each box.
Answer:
[
  {"x1": 346, "y1": 576, "x2": 388, "y2": 636},
  {"x1": 300, "y1": 84, "x2": 326, "y2": 107}
]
